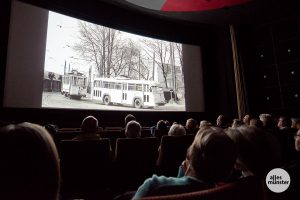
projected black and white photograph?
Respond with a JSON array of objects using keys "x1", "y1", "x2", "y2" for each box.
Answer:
[{"x1": 43, "y1": 11, "x2": 185, "y2": 111}]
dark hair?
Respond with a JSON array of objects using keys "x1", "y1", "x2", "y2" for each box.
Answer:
[
  {"x1": 0, "y1": 122, "x2": 60, "y2": 200},
  {"x1": 186, "y1": 118, "x2": 198, "y2": 130},
  {"x1": 188, "y1": 126, "x2": 236, "y2": 183},
  {"x1": 125, "y1": 120, "x2": 141, "y2": 138},
  {"x1": 157, "y1": 120, "x2": 167, "y2": 131},
  {"x1": 227, "y1": 126, "x2": 281, "y2": 178},
  {"x1": 124, "y1": 114, "x2": 136, "y2": 126},
  {"x1": 81, "y1": 115, "x2": 98, "y2": 133}
]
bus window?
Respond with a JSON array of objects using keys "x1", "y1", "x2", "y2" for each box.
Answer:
[
  {"x1": 103, "y1": 81, "x2": 109, "y2": 88},
  {"x1": 151, "y1": 86, "x2": 163, "y2": 92},
  {"x1": 122, "y1": 83, "x2": 127, "y2": 90},
  {"x1": 143, "y1": 84, "x2": 149, "y2": 92},
  {"x1": 115, "y1": 83, "x2": 122, "y2": 90},
  {"x1": 128, "y1": 83, "x2": 135, "y2": 91},
  {"x1": 109, "y1": 82, "x2": 115, "y2": 89},
  {"x1": 136, "y1": 84, "x2": 142, "y2": 91}
]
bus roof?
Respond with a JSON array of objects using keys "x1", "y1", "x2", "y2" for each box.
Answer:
[{"x1": 93, "y1": 77, "x2": 161, "y2": 86}]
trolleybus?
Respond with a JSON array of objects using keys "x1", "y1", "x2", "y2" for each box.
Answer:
[{"x1": 92, "y1": 77, "x2": 166, "y2": 108}]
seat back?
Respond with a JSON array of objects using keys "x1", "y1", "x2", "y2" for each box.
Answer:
[
  {"x1": 115, "y1": 137, "x2": 160, "y2": 190},
  {"x1": 100, "y1": 130, "x2": 125, "y2": 152},
  {"x1": 140, "y1": 176, "x2": 263, "y2": 200},
  {"x1": 60, "y1": 139, "x2": 111, "y2": 193},
  {"x1": 157, "y1": 135, "x2": 194, "y2": 176}
]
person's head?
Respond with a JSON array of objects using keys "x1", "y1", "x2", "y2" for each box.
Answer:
[
  {"x1": 185, "y1": 126, "x2": 236, "y2": 183},
  {"x1": 294, "y1": 129, "x2": 300, "y2": 152},
  {"x1": 259, "y1": 113, "x2": 275, "y2": 129},
  {"x1": 231, "y1": 119, "x2": 244, "y2": 128},
  {"x1": 164, "y1": 120, "x2": 170, "y2": 127},
  {"x1": 125, "y1": 120, "x2": 141, "y2": 138},
  {"x1": 185, "y1": 118, "x2": 198, "y2": 130},
  {"x1": 227, "y1": 126, "x2": 281, "y2": 178},
  {"x1": 216, "y1": 115, "x2": 225, "y2": 126},
  {"x1": 156, "y1": 120, "x2": 167, "y2": 131},
  {"x1": 277, "y1": 116, "x2": 292, "y2": 129},
  {"x1": 124, "y1": 114, "x2": 136, "y2": 126},
  {"x1": 81, "y1": 115, "x2": 98, "y2": 133},
  {"x1": 168, "y1": 124, "x2": 186, "y2": 136},
  {"x1": 249, "y1": 118, "x2": 263, "y2": 128},
  {"x1": 0, "y1": 122, "x2": 60, "y2": 200},
  {"x1": 291, "y1": 118, "x2": 300, "y2": 129},
  {"x1": 199, "y1": 120, "x2": 212, "y2": 128},
  {"x1": 243, "y1": 114, "x2": 251, "y2": 126},
  {"x1": 44, "y1": 124, "x2": 59, "y2": 137}
]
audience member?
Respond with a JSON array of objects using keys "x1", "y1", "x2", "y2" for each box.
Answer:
[
  {"x1": 73, "y1": 115, "x2": 101, "y2": 141},
  {"x1": 125, "y1": 120, "x2": 141, "y2": 138},
  {"x1": 185, "y1": 118, "x2": 199, "y2": 135},
  {"x1": 199, "y1": 120, "x2": 212, "y2": 128},
  {"x1": 227, "y1": 126, "x2": 281, "y2": 179},
  {"x1": 291, "y1": 118, "x2": 300, "y2": 129},
  {"x1": 168, "y1": 123, "x2": 186, "y2": 136},
  {"x1": 216, "y1": 114, "x2": 228, "y2": 128},
  {"x1": 0, "y1": 122, "x2": 60, "y2": 200},
  {"x1": 124, "y1": 114, "x2": 136, "y2": 127},
  {"x1": 277, "y1": 116, "x2": 292, "y2": 130},
  {"x1": 259, "y1": 113, "x2": 276, "y2": 130},
  {"x1": 132, "y1": 126, "x2": 237, "y2": 199},
  {"x1": 153, "y1": 120, "x2": 169, "y2": 138},
  {"x1": 44, "y1": 123, "x2": 59, "y2": 137},
  {"x1": 231, "y1": 119, "x2": 244, "y2": 128},
  {"x1": 276, "y1": 129, "x2": 300, "y2": 200},
  {"x1": 249, "y1": 118, "x2": 263, "y2": 128},
  {"x1": 242, "y1": 114, "x2": 251, "y2": 126}
]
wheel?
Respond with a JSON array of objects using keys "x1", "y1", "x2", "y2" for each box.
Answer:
[
  {"x1": 103, "y1": 95, "x2": 111, "y2": 105},
  {"x1": 134, "y1": 98, "x2": 142, "y2": 109}
]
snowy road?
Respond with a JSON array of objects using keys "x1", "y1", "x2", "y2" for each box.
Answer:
[{"x1": 42, "y1": 92, "x2": 185, "y2": 111}]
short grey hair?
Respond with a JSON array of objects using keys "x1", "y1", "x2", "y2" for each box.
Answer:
[{"x1": 168, "y1": 124, "x2": 186, "y2": 136}]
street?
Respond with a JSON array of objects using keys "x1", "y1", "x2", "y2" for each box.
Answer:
[{"x1": 42, "y1": 92, "x2": 185, "y2": 111}]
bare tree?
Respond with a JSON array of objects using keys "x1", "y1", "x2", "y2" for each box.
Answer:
[
  {"x1": 141, "y1": 39, "x2": 172, "y2": 88},
  {"x1": 73, "y1": 22, "x2": 152, "y2": 80},
  {"x1": 73, "y1": 22, "x2": 122, "y2": 78},
  {"x1": 48, "y1": 72, "x2": 55, "y2": 92}
]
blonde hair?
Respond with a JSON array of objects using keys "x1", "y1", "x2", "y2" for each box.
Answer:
[
  {"x1": 188, "y1": 126, "x2": 236, "y2": 183},
  {"x1": 168, "y1": 124, "x2": 186, "y2": 136}
]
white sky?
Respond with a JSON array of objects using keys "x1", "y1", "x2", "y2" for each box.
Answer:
[
  {"x1": 44, "y1": 11, "x2": 85, "y2": 75},
  {"x1": 44, "y1": 11, "x2": 181, "y2": 76}
]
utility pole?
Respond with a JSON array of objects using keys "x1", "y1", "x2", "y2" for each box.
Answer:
[{"x1": 152, "y1": 52, "x2": 155, "y2": 81}]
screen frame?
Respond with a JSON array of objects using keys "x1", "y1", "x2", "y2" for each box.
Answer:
[{"x1": 0, "y1": 0, "x2": 213, "y2": 127}]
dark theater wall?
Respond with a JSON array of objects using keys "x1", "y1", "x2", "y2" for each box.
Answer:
[{"x1": 237, "y1": 14, "x2": 300, "y2": 116}]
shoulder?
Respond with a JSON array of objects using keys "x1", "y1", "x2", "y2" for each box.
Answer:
[{"x1": 133, "y1": 175, "x2": 191, "y2": 199}]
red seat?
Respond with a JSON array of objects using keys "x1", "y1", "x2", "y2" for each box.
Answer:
[{"x1": 140, "y1": 176, "x2": 263, "y2": 200}]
